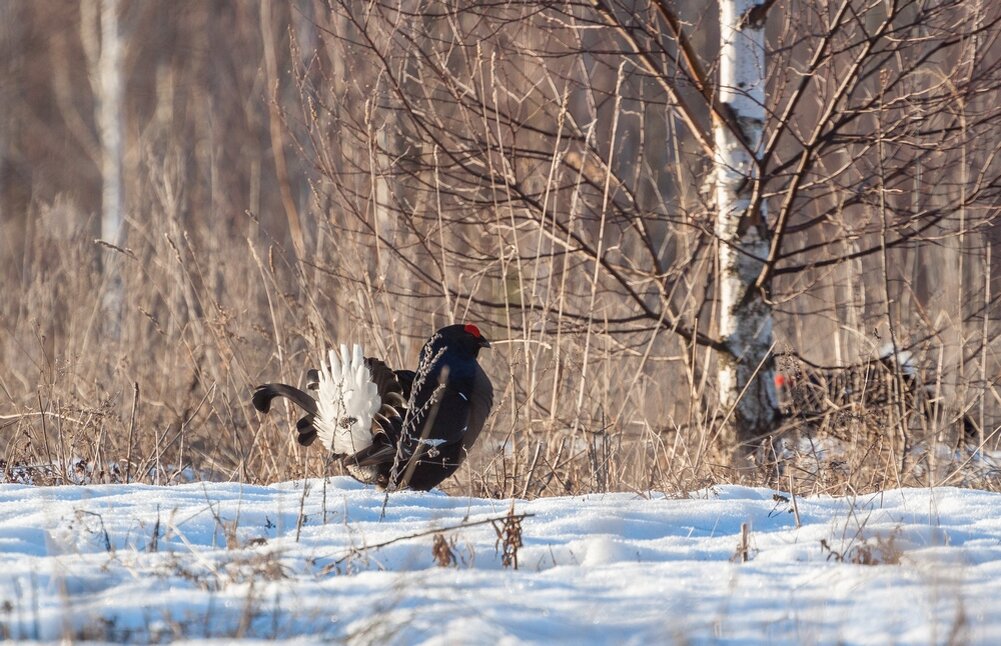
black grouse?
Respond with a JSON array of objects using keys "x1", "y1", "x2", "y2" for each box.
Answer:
[{"x1": 252, "y1": 324, "x2": 493, "y2": 490}]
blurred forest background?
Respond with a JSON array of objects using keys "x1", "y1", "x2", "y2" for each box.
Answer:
[{"x1": 1, "y1": 0, "x2": 1000, "y2": 496}]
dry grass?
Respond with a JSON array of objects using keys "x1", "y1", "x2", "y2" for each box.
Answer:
[{"x1": 1, "y1": 194, "x2": 998, "y2": 499}]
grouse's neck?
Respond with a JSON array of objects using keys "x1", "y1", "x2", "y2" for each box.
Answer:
[{"x1": 419, "y1": 342, "x2": 480, "y2": 380}]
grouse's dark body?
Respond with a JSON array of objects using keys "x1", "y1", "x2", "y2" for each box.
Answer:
[
  {"x1": 252, "y1": 324, "x2": 493, "y2": 490},
  {"x1": 774, "y1": 345, "x2": 978, "y2": 442}
]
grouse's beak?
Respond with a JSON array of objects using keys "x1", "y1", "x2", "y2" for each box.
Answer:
[{"x1": 479, "y1": 337, "x2": 491, "y2": 349}]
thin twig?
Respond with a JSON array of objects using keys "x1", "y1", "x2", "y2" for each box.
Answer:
[{"x1": 320, "y1": 512, "x2": 535, "y2": 574}]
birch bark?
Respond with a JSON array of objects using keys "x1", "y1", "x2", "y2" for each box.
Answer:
[
  {"x1": 94, "y1": 0, "x2": 124, "y2": 247},
  {"x1": 83, "y1": 0, "x2": 125, "y2": 336},
  {"x1": 714, "y1": 0, "x2": 778, "y2": 457}
]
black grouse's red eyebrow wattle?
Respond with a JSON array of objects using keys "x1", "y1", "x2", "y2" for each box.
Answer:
[{"x1": 463, "y1": 323, "x2": 481, "y2": 338}]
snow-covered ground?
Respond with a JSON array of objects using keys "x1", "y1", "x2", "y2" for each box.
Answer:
[{"x1": 1, "y1": 478, "x2": 1000, "y2": 644}]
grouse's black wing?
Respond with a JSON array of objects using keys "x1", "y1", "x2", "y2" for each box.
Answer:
[
  {"x1": 408, "y1": 364, "x2": 492, "y2": 449},
  {"x1": 461, "y1": 364, "x2": 493, "y2": 454}
]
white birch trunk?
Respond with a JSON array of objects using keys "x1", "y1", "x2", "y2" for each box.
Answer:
[
  {"x1": 714, "y1": 0, "x2": 778, "y2": 457},
  {"x1": 96, "y1": 0, "x2": 124, "y2": 246},
  {"x1": 84, "y1": 0, "x2": 125, "y2": 335}
]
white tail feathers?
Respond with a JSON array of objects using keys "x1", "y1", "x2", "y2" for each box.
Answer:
[{"x1": 314, "y1": 344, "x2": 380, "y2": 458}]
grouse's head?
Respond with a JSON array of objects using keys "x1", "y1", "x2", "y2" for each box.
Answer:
[{"x1": 436, "y1": 323, "x2": 491, "y2": 357}]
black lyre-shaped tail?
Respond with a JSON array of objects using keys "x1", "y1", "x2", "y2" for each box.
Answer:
[{"x1": 252, "y1": 383, "x2": 320, "y2": 446}]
